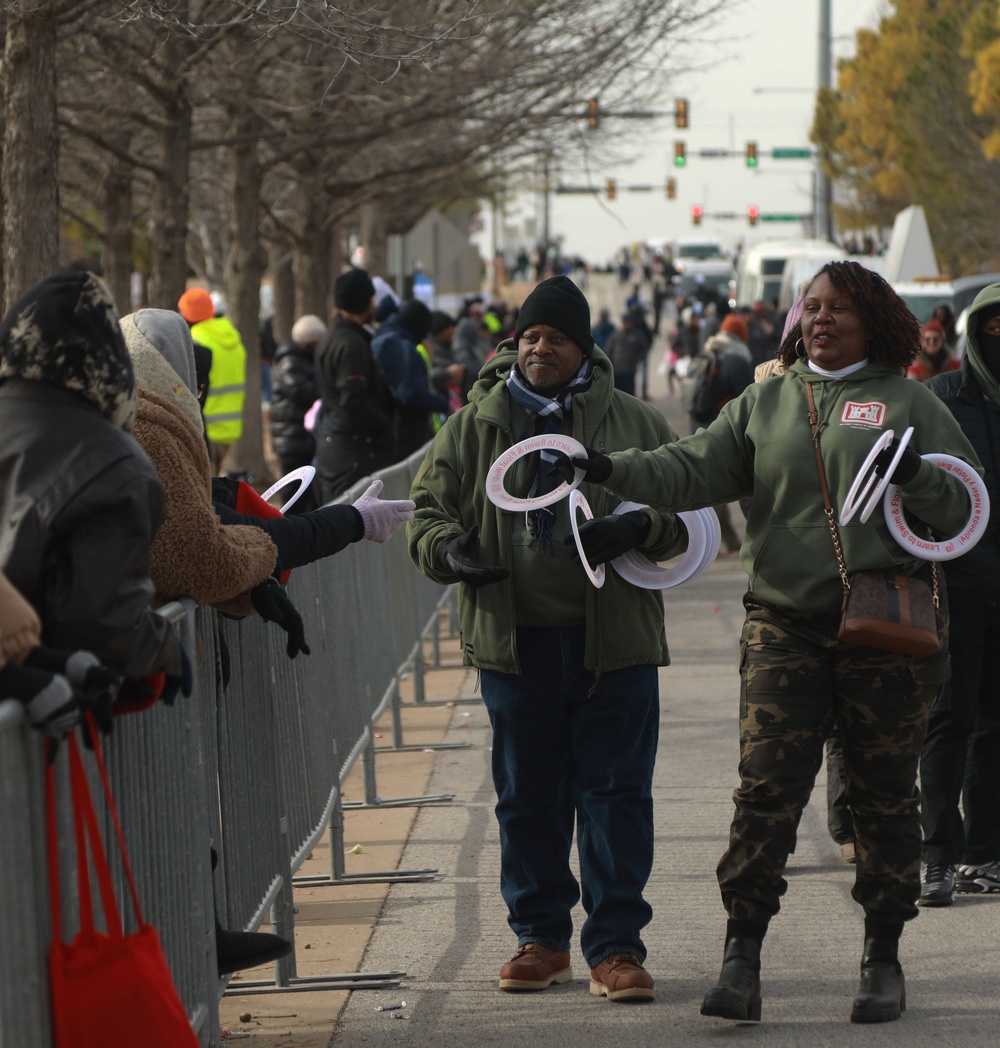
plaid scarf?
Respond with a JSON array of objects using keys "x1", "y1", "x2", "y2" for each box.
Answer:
[{"x1": 505, "y1": 359, "x2": 593, "y2": 552}]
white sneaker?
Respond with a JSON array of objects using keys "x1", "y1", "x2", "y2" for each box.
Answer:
[{"x1": 956, "y1": 860, "x2": 1000, "y2": 894}]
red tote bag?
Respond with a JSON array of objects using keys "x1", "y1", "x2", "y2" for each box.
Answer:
[{"x1": 46, "y1": 726, "x2": 200, "y2": 1048}]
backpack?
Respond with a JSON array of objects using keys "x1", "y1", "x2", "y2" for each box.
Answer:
[{"x1": 680, "y1": 348, "x2": 720, "y2": 422}]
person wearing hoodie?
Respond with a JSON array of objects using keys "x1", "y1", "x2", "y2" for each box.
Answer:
[
  {"x1": 178, "y1": 287, "x2": 248, "y2": 474},
  {"x1": 556, "y1": 262, "x2": 982, "y2": 1025},
  {"x1": 121, "y1": 308, "x2": 414, "y2": 651},
  {"x1": 407, "y1": 275, "x2": 688, "y2": 1003},
  {"x1": 0, "y1": 270, "x2": 187, "y2": 708},
  {"x1": 373, "y1": 299, "x2": 451, "y2": 459},
  {"x1": 917, "y1": 284, "x2": 1000, "y2": 907}
]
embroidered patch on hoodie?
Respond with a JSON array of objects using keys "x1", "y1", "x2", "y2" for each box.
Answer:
[{"x1": 839, "y1": 400, "x2": 886, "y2": 428}]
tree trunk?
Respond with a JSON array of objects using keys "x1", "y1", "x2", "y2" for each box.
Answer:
[
  {"x1": 2, "y1": 4, "x2": 59, "y2": 310},
  {"x1": 101, "y1": 132, "x2": 134, "y2": 314},
  {"x1": 292, "y1": 164, "x2": 330, "y2": 318},
  {"x1": 359, "y1": 201, "x2": 388, "y2": 283},
  {"x1": 270, "y1": 244, "x2": 295, "y2": 343},
  {"x1": 147, "y1": 47, "x2": 192, "y2": 309},
  {"x1": 223, "y1": 91, "x2": 272, "y2": 485}
]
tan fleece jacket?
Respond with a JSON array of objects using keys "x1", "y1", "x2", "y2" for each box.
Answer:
[{"x1": 131, "y1": 389, "x2": 277, "y2": 613}]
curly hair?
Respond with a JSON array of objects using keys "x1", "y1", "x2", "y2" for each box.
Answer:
[{"x1": 777, "y1": 260, "x2": 920, "y2": 371}]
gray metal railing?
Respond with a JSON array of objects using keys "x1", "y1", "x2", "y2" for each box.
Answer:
[{"x1": 0, "y1": 454, "x2": 459, "y2": 1047}]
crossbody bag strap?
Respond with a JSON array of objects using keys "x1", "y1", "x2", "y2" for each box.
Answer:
[{"x1": 805, "y1": 382, "x2": 851, "y2": 594}]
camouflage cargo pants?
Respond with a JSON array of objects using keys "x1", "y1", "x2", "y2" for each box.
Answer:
[{"x1": 718, "y1": 596, "x2": 949, "y2": 926}]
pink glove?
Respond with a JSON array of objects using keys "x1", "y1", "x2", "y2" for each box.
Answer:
[{"x1": 352, "y1": 480, "x2": 415, "y2": 543}]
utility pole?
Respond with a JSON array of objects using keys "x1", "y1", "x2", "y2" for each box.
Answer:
[{"x1": 816, "y1": 0, "x2": 833, "y2": 241}]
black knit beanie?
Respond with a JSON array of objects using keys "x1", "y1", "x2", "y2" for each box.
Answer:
[
  {"x1": 399, "y1": 299, "x2": 433, "y2": 342},
  {"x1": 514, "y1": 275, "x2": 594, "y2": 353},
  {"x1": 334, "y1": 268, "x2": 376, "y2": 314}
]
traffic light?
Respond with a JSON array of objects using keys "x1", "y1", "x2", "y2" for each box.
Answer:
[
  {"x1": 745, "y1": 141, "x2": 759, "y2": 168},
  {"x1": 673, "y1": 140, "x2": 686, "y2": 167},
  {"x1": 586, "y1": 98, "x2": 599, "y2": 130},
  {"x1": 674, "y1": 98, "x2": 689, "y2": 129},
  {"x1": 606, "y1": 178, "x2": 617, "y2": 200},
  {"x1": 691, "y1": 203, "x2": 703, "y2": 226},
  {"x1": 747, "y1": 204, "x2": 760, "y2": 227},
  {"x1": 665, "y1": 177, "x2": 677, "y2": 200}
]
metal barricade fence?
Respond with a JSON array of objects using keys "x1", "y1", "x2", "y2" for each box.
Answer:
[{"x1": 0, "y1": 453, "x2": 459, "y2": 1046}]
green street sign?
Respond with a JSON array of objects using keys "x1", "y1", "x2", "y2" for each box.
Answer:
[
  {"x1": 761, "y1": 213, "x2": 808, "y2": 222},
  {"x1": 771, "y1": 148, "x2": 812, "y2": 159}
]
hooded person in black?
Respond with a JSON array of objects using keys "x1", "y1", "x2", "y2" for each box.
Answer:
[
  {"x1": 919, "y1": 285, "x2": 1000, "y2": 906},
  {"x1": 0, "y1": 269, "x2": 188, "y2": 708}
]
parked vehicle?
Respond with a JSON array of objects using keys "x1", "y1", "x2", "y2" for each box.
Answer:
[
  {"x1": 889, "y1": 278, "x2": 954, "y2": 325},
  {"x1": 735, "y1": 238, "x2": 846, "y2": 307}
]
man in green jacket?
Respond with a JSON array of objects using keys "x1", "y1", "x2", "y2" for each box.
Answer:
[{"x1": 408, "y1": 275, "x2": 688, "y2": 1002}]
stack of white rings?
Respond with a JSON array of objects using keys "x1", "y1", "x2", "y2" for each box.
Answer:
[
  {"x1": 486, "y1": 435, "x2": 722, "y2": 590},
  {"x1": 841, "y1": 430, "x2": 990, "y2": 561}
]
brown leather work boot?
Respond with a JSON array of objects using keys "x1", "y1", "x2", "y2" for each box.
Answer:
[
  {"x1": 589, "y1": 953, "x2": 655, "y2": 1001},
  {"x1": 498, "y1": 943, "x2": 573, "y2": 991}
]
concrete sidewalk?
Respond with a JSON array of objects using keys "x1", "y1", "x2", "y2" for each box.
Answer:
[{"x1": 333, "y1": 562, "x2": 1000, "y2": 1046}]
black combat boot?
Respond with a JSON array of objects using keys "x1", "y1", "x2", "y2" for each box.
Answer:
[
  {"x1": 700, "y1": 923, "x2": 763, "y2": 1022},
  {"x1": 850, "y1": 936, "x2": 905, "y2": 1023}
]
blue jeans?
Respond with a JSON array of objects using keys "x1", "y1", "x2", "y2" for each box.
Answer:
[{"x1": 481, "y1": 625, "x2": 659, "y2": 967}]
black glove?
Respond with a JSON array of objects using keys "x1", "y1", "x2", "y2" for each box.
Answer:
[
  {"x1": 250, "y1": 578, "x2": 311, "y2": 658},
  {"x1": 0, "y1": 662, "x2": 81, "y2": 737},
  {"x1": 566, "y1": 509, "x2": 651, "y2": 569},
  {"x1": 160, "y1": 644, "x2": 194, "y2": 706},
  {"x1": 438, "y1": 525, "x2": 510, "y2": 589},
  {"x1": 548, "y1": 447, "x2": 614, "y2": 486},
  {"x1": 873, "y1": 437, "x2": 922, "y2": 486}
]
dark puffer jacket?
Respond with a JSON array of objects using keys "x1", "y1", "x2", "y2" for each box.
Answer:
[{"x1": 270, "y1": 338, "x2": 318, "y2": 468}]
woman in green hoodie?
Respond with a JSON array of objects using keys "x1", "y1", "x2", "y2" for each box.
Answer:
[{"x1": 560, "y1": 261, "x2": 982, "y2": 1026}]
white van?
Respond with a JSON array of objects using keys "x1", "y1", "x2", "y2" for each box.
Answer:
[
  {"x1": 777, "y1": 248, "x2": 855, "y2": 312},
  {"x1": 736, "y1": 239, "x2": 846, "y2": 307}
]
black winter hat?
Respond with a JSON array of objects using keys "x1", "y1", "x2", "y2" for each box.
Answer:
[
  {"x1": 514, "y1": 275, "x2": 593, "y2": 353},
  {"x1": 334, "y1": 267, "x2": 376, "y2": 314},
  {"x1": 399, "y1": 299, "x2": 433, "y2": 342}
]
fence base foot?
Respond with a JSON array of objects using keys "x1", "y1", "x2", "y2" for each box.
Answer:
[
  {"x1": 293, "y1": 868, "x2": 438, "y2": 886},
  {"x1": 375, "y1": 742, "x2": 471, "y2": 753},
  {"x1": 225, "y1": 970, "x2": 404, "y2": 995},
  {"x1": 343, "y1": 792, "x2": 454, "y2": 809}
]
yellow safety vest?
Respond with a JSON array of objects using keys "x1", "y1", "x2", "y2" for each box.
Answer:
[
  {"x1": 191, "y1": 317, "x2": 247, "y2": 444},
  {"x1": 416, "y1": 343, "x2": 446, "y2": 432}
]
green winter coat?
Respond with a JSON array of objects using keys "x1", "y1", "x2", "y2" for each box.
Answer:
[
  {"x1": 408, "y1": 340, "x2": 688, "y2": 675},
  {"x1": 607, "y1": 358, "x2": 983, "y2": 615}
]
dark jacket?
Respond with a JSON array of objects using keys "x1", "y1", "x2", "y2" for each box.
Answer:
[
  {"x1": 314, "y1": 316, "x2": 396, "y2": 499},
  {"x1": 373, "y1": 313, "x2": 450, "y2": 459},
  {"x1": 270, "y1": 338, "x2": 318, "y2": 467},
  {"x1": 0, "y1": 380, "x2": 175, "y2": 676}
]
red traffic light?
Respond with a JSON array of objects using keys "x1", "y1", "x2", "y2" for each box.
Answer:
[
  {"x1": 747, "y1": 204, "x2": 760, "y2": 226},
  {"x1": 690, "y1": 204, "x2": 703, "y2": 226}
]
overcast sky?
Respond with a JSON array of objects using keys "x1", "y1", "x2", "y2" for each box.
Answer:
[{"x1": 485, "y1": 0, "x2": 889, "y2": 264}]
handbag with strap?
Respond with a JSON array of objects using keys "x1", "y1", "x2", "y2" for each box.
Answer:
[
  {"x1": 805, "y1": 382, "x2": 940, "y2": 657},
  {"x1": 46, "y1": 722, "x2": 200, "y2": 1048}
]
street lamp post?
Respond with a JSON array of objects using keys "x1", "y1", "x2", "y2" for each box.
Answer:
[{"x1": 816, "y1": 0, "x2": 833, "y2": 241}]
